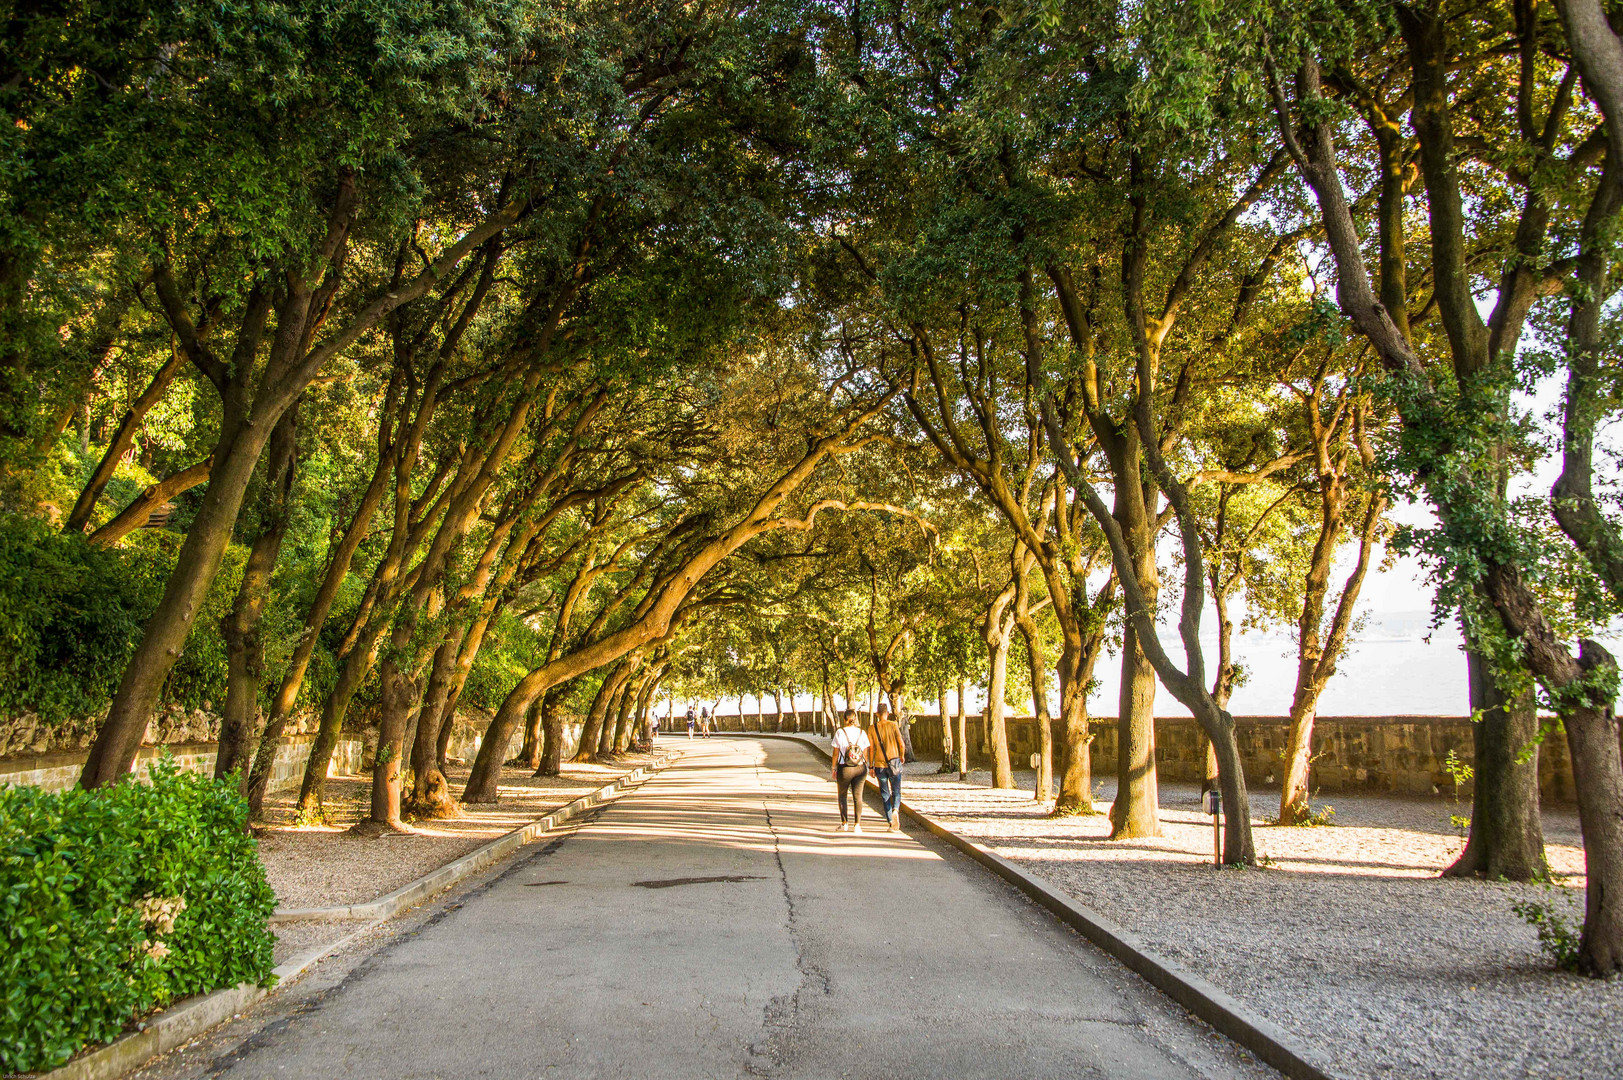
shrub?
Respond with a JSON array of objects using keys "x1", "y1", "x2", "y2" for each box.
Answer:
[
  {"x1": 0, "y1": 513, "x2": 244, "y2": 729},
  {"x1": 0, "y1": 513, "x2": 148, "y2": 724},
  {"x1": 0, "y1": 757, "x2": 277, "y2": 1073},
  {"x1": 1512, "y1": 886, "x2": 1584, "y2": 972}
]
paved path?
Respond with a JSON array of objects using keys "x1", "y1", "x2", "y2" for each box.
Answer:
[{"x1": 213, "y1": 738, "x2": 1272, "y2": 1079}]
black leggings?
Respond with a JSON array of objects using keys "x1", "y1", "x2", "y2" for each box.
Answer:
[{"x1": 837, "y1": 764, "x2": 868, "y2": 822}]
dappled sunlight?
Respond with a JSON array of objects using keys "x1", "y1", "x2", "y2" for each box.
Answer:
[
  {"x1": 257, "y1": 758, "x2": 661, "y2": 909},
  {"x1": 899, "y1": 768, "x2": 1591, "y2": 884}
]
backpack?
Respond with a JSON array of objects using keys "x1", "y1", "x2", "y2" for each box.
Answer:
[{"x1": 838, "y1": 728, "x2": 867, "y2": 767}]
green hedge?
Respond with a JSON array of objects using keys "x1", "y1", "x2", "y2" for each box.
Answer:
[
  {"x1": 0, "y1": 758, "x2": 277, "y2": 1073},
  {"x1": 0, "y1": 513, "x2": 243, "y2": 727}
]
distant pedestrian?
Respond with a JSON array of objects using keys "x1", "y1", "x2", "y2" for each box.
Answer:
[
  {"x1": 700, "y1": 706, "x2": 712, "y2": 738},
  {"x1": 686, "y1": 706, "x2": 696, "y2": 739},
  {"x1": 831, "y1": 708, "x2": 871, "y2": 833},
  {"x1": 868, "y1": 703, "x2": 906, "y2": 831}
]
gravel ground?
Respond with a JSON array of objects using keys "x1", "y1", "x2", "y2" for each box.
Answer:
[
  {"x1": 255, "y1": 752, "x2": 662, "y2": 909},
  {"x1": 269, "y1": 918, "x2": 373, "y2": 967},
  {"x1": 857, "y1": 741, "x2": 1619, "y2": 1080}
]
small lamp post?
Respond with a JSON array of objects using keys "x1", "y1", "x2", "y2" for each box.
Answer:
[{"x1": 1201, "y1": 788, "x2": 1222, "y2": 866}]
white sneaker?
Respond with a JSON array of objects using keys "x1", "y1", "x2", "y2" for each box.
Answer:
[
  {"x1": 888, "y1": 821, "x2": 899, "y2": 832},
  {"x1": 853, "y1": 822, "x2": 863, "y2": 834}
]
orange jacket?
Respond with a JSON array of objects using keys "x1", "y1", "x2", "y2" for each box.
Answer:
[{"x1": 867, "y1": 718, "x2": 905, "y2": 766}]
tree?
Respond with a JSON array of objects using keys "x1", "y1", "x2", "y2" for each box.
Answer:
[
  {"x1": 63, "y1": 0, "x2": 537, "y2": 787},
  {"x1": 1254, "y1": 0, "x2": 1623, "y2": 969}
]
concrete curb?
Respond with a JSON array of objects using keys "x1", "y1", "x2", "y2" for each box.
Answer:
[
  {"x1": 39, "y1": 983, "x2": 264, "y2": 1080},
  {"x1": 731, "y1": 731, "x2": 1339, "y2": 1080},
  {"x1": 39, "y1": 749, "x2": 681, "y2": 1080},
  {"x1": 270, "y1": 748, "x2": 680, "y2": 922}
]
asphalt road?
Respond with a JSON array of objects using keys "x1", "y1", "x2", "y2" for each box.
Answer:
[{"x1": 202, "y1": 737, "x2": 1274, "y2": 1079}]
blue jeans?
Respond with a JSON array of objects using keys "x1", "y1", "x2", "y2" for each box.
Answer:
[{"x1": 877, "y1": 766, "x2": 902, "y2": 821}]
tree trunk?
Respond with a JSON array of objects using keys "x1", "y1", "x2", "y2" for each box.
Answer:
[
  {"x1": 1111, "y1": 619, "x2": 1162, "y2": 838},
  {"x1": 614, "y1": 676, "x2": 642, "y2": 751},
  {"x1": 407, "y1": 635, "x2": 463, "y2": 818},
  {"x1": 245, "y1": 434, "x2": 394, "y2": 814},
  {"x1": 1206, "y1": 707, "x2": 1256, "y2": 865},
  {"x1": 885, "y1": 686, "x2": 917, "y2": 762},
  {"x1": 1204, "y1": 563, "x2": 1237, "y2": 799},
  {"x1": 295, "y1": 638, "x2": 376, "y2": 817},
  {"x1": 1444, "y1": 647, "x2": 1545, "y2": 879},
  {"x1": 607, "y1": 679, "x2": 636, "y2": 754},
  {"x1": 973, "y1": 685, "x2": 986, "y2": 753},
  {"x1": 567, "y1": 670, "x2": 620, "y2": 769},
  {"x1": 820, "y1": 669, "x2": 834, "y2": 735},
  {"x1": 535, "y1": 685, "x2": 566, "y2": 777},
  {"x1": 1053, "y1": 667, "x2": 1093, "y2": 814},
  {"x1": 215, "y1": 403, "x2": 300, "y2": 786},
  {"x1": 1278, "y1": 687, "x2": 1322, "y2": 826},
  {"x1": 1034, "y1": 710, "x2": 1053, "y2": 801},
  {"x1": 80, "y1": 413, "x2": 274, "y2": 787},
  {"x1": 937, "y1": 682, "x2": 954, "y2": 773},
  {"x1": 956, "y1": 678, "x2": 968, "y2": 780},
  {"x1": 365, "y1": 553, "x2": 447, "y2": 825},
  {"x1": 635, "y1": 687, "x2": 651, "y2": 742},
  {"x1": 1015, "y1": 581, "x2": 1052, "y2": 801},
  {"x1": 87, "y1": 456, "x2": 213, "y2": 547},
  {"x1": 1567, "y1": 641, "x2": 1623, "y2": 975},
  {"x1": 986, "y1": 623, "x2": 1014, "y2": 789},
  {"x1": 634, "y1": 670, "x2": 662, "y2": 743},
  {"x1": 66, "y1": 346, "x2": 186, "y2": 534},
  {"x1": 516, "y1": 700, "x2": 543, "y2": 770},
  {"x1": 362, "y1": 663, "x2": 417, "y2": 833},
  {"x1": 597, "y1": 682, "x2": 622, "y2": 757},
  {"x1": 773, "y1": 690, "x2": 784, "y2": 733},
  {"x1": 435, "y1": 691, "x2": 459, "y2": 767}
]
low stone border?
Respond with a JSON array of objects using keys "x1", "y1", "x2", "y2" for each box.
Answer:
[
  {"x1": 270, "y1": 748, "x2": 680, "y2": 922},
  {"x1": 38, "y1": 748, "x2": 681, "y2": 1080},
  {"x1": 730, "y1": 731, "x2": 1338, "y2": 1080}
]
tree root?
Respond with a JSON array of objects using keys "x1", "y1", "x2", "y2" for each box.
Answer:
[
  {"x1": 1050, "y1": 800, "x2": 1101, "y2": 818},
  {"x1": 404, "y1": 795, "x2": 464, "y2": 819},
  {"x1": 404, "y1": 769, "x2": 464, "y2": 819},
  {"x1": 347, "y1": 819, "x2": 416, "y2": 838}
]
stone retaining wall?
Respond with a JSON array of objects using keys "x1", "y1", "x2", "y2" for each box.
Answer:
[
  {"x1": 0, "y1": 713, "x2": 584, "y2": 793},
  {"x1": 904, "y1": 712, "x2": 1577, "y2": 800},
  {"x1": 683, "y1": 708, "x2": 1578, "y2": 801},
  {"x1": 0, "y1": 736, "x2": 359, "y2": 795}
]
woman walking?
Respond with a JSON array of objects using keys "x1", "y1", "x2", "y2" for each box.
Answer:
[
  {"x1": 831, "y1": 708, "x2": 870, "y2": 833},
  {"x1": 868, "y1": 703, "x2": 906, "y2": 831}
]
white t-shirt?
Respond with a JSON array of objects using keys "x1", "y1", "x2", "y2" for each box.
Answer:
[{"x1": 833, "y1": 725, "x2": 870, "y2": 767}]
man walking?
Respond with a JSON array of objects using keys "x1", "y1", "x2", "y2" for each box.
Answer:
[
  {"x1": 685, "y1": 706, "x2": 696, "y2": 739},
  {"x1": 868, "y1": 703, "x2": 906, "y2": 831}
]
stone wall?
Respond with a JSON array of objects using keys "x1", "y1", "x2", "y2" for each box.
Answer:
[
  {"x1": 902, "y1": 712, "x2": 1578, "y2": 801},
  {"x1": 637, "y1": 707, "x2": 1588, "y2": 801},
  {"x1": 0, "y1": 711, "x2": 584, "y2": 793},
  {"x1": 0, "y1": 735, "x2": 354, "y2": 795},
  {"x1": 0, "y1": 703, "x2": 329, "y2": 759}
]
